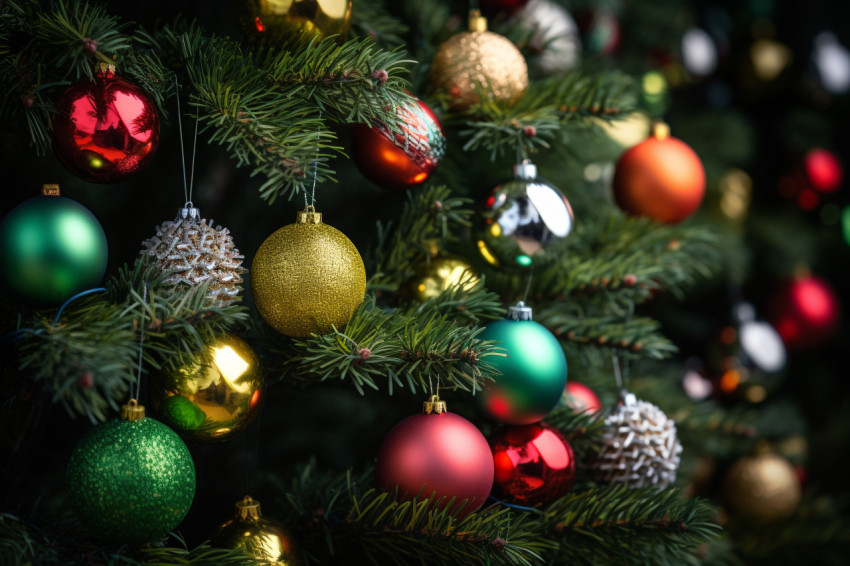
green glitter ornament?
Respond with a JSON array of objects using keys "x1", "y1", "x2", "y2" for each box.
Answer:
[
  {"x1": 67, "y1": 400, "x2": 196, "y2": 543},
  {"x1": 475, "y1": 302, "x2": 567, "y2": 425}
]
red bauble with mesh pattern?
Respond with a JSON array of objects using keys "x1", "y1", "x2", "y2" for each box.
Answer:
[
  {"x1": 375, "y1": 407, "x2": 494, "y2": 517},
  {"x1": 489, "y1": 422, "x2": 575, "y2": 507},
  {"x1": 351, "y1": 97, "x2": 445, "y2": 191},
  {"x1": 52, "y1": 67, "x2": 160, "y2": 183}
]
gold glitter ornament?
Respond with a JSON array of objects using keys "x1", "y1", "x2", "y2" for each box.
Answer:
[
  {"x1": 723, "y1": 452, "x2": 801, "y2": 521},
  {"x1": 211, "y1": 496, "x2": 305, "y2": 566},
  {"x1": 236, "y1": 0, "x2": 353, "y2": 46},
  {"x1": 140, "y1": 206, "x2": 246, "y2": 306},
  {"x1": 398, "y1": 255, "x2": 479, "y2": 303},
  {"x1": 431, "y1": 10, "x2": 529, "y2": 109},
  {"x1": 251, "y1": 206, "x2": 366, "y2": 337},
  {"x1": 149, "y1": 334, "x2": 264, "y2": 444}
]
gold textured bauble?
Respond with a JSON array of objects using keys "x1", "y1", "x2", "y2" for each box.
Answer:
[
  {"x1": 251, "y1": 206, "x2": 366, "y2": 337},
  {"x1": 723, "y1": 453, "x2": 801, "y2": 521},
  {"x1": 149, "y1": 334, "x2": 264, "y2": 443},
  {"x1": 211, "y1": 496, "x2": 304, "y2": 566},
  {"x1": 430, "y1": 11, "x2": 528, "y2": 110},
  {"x1": 236, "y1": 0, "x2": 352, "y2": 46},
  {"x1": 399, "y1": 256, "x2": 479, "y2": 302}
]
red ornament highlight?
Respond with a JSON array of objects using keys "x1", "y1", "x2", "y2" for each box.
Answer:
[
  {"x1": 613, "y1": 122, "x2": 706, "y2": 224},
  {"x1": 52, "y1": 66, "x2": 160, "y2": 183},
  {"x1": 804, "y1": 148, "x2": 843, "y2": 193},
  {"x1": 769, "y1": 274, "x2": 841, "y2": 349},
  {"x1": 375, "y1": 398, "x2": 494, "y2": 517},
  {"x1": 351, "y1": 97, "x2": 445, "y2": 191},
  {"x1": 489, "y1": 422, "x2": 575, "y2": 507},
  {"x1": 559, "y1": 381, "x2": 602, "y2": 414}
]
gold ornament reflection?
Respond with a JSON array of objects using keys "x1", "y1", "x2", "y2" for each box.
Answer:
[
  {"x1": 237, "y1": 0, "x2": 353, "y2": 46},
  {"x1": 211, "y1": 496, "x2": 304, "y2": 566},
  {"x1": 399, "y1": 256, "x2": 480, "y2": 302},
  {"x1": 719, "y1": 168, "x2": 752, "y2": 222},
  {"x1": 149, "y1": 334, "x2": 264, "y2": 443}
]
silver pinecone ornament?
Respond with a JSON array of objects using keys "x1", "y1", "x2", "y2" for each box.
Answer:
[
  {"x1": 591, "y1": 392, "x2": 682, "y2": 489},
  {"x1": 140, "y1": 206, "x2": 246, "y2": 305}
]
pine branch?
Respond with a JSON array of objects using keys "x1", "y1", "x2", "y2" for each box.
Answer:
[
  {"x1": 451, "y1": 70, "x2": 637, "y2": 159},
  {"x1": 5, "y1": 257, "x2": 247, "y2": 422},
  {"x1": 259, "y1": 297, "x2": 500, "y2": 395},
  {"x1": 403, "y1": 277, "x2": 507, "y2": 325},
  {"x1": 269, "y1": 464, "x2": 551, "y2": 566},
  {"x1": 367, "y1": 185, "x2": 475, "y2": 290},
  {"x1": 544, "y1": 407, "x2": 606, "y2": 464},
  {"x1": 540, "y1": 484, "x2": 720, "y2": 565},
  {"x1": 0, "y1": 513, "x2": 254, "y2": 566}
]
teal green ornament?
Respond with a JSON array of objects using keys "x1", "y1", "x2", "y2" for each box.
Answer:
[
  {"x1": 67, "y1": 400, "x2": 196, "y2": 544},
  {"x1": 0, "y1": 184, "x2": 107, "y2": 306},
  {"x1": 476, "y1": 302, "x2": 567, "y2": 424}
]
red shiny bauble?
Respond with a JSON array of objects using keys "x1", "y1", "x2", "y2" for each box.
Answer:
[
  {"x1": 479, "y1": 0, "x2": 528, "y2": 18},
  {"x1": 375, "y1": 410, "x2": 494, "y2": 516},
  {"x1": 559, "y1": 382, "x2": 602, "y2": 414},
  {"x1": 612, "y1": 124, "x2": 706, "y2": 223},
  {"x1": 52, "y1": 67, "x2": 160, "y2": 183},
  {"x1": 769, "y1": 274, "x2": 841, "y2": 349},
  {"x1": 489, "y1": 422, "x2": 575, "y2": 507},
  {"x1": 351, "y1": 97, "x2": 445, "y2": 191},
  {"x1": 804, "y1": 148, "x2": 843, "y2": 193}
]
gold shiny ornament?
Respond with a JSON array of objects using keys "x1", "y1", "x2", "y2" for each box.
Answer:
[
  {"x1": 149, "y1": 334, "x2": 264, "y2": 443},
  {"x1": 718, "y1": 168, "x2": 752, "y2": 222},
  {"x1": 723, "y1": 452, "x2": 801, "y2": 521},
  {"x1": 211, "y1": 496, "x2": 304, "y2": 566},
  {"x1": 251, "y1": 206, "x2": 366, "y2": 337},
  {"x1": 399, "y1": 256, "x2": 479, "y2": 302},
  {"x1": 430, "y1": 10, "x2": 528, "y2": 110},
  {"x1": 237, "y1": 0, "x2": 353, "y2": 46}
]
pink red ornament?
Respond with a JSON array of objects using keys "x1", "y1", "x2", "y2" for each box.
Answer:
[
  {"x1": 375, "y1": 396, "x2": 494, "y2": 517},
  {"x1": 769, "y1": 273, "x2": 841, "y2": 349},
  {"x1": 804, "y1": 148, "x2": 843, "y2": 193},
  {"x1": 559, "y1": 382, "x2": 602, "y2": 414}
]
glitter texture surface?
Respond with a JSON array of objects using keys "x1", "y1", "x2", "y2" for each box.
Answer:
[
  {"x1": 140, "y1": 210, "x2": 246, "y2": 305},
  {"x1": 430, "y1": 30, "x2": 528, "y2": 109},
  {"x1": 251, "y1": 211, "x2": 366, "y2": 337},
  {"x1": 590, "y1": 395, "x2": 682, "y2": 489},
  {"x1": 66, "y1": 417, "x2": 196, "y2": 543}
]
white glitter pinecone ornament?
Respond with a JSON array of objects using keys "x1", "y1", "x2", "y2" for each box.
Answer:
[
  {"x1": 140, "y1": 206, "x2": 246, "y2": 305},
  {"x1": 591, "y1": 392, "x2": 682, "y2": 489}
]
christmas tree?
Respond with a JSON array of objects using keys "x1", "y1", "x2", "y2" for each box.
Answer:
[{"x1": 1, "y1": 0, "x2": 848, "y2": 564}]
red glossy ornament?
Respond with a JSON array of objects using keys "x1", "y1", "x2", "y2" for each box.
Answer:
[
  {"x1": 375, "y1": 396, "x2": 494, "y2": 517},
  {"x1": 489, "y1": 422, "x2": 575, "y2": 507},
  {"x1": 804, "y1": 148, "x2": 843, "y2": 193},
  {"x1": 479, "y1": 0, "x2": 528, "y2": 18},
  {"x1": 52, "y1": 66, "x2": 160, "y2": 183},
  {"x1": 351, "y1": 97, "x2": 445, "y2": 191},
  {"x1": 769, "y1": 274, "x2": 841, "y2": 349},
  {"x1": 613, "y1": 122, "x2": 706, "y2": 223},
  {"x1": 559, "y1": 382, "x2": 602, "y2": 414}
]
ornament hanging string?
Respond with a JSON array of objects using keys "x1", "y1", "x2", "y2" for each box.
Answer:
[
  {"x1": 133, "y1": 284, "x2": 149, "y2": 401},
  {"x1": 174, "y1": 75, "x2": 200, "y2": 207},
  {"x1": 305, "y1": 110, "x2": 323, "y2": 208}
]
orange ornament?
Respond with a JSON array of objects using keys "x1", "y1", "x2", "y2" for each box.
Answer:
[{"x1": 612, "y1": 122, "x2": 705, "y2": 223}]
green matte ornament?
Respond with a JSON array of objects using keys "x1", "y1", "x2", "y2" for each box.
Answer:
[
  {"x1": 475, "y1": 302, "x2": 567, "y2": 424},
  {"x1": 66, "y1": 400, "x2": 196, "y2": 543},
  {"x1": 0, "y1": 185, "x2": 107, "y2": 306}
]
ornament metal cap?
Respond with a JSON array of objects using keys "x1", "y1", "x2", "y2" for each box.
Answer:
[
  {"x1": 41, "y1": 184, "x2": 60, "y2": 196},
  {"x1": 296, "y1": 205, "x2": 323, "y2": 225},
  {"x1": 468, "y1": 9, "x2": 488, "y2": 32},
  {"x1": 507, "y1": 301, "x2": 533, "y2": 321},
  {"x1": 120, "y1": 399, "x2": 146, "y2": 421},
  {"x1": 179, "y1": 204, "x2": 200, "y2": 220},
  {"x1": 619, "y1": 391, "x2": 637, "y2": 406},
  {"x1": 96, "y1": 61, "x2": 117, "y2": 77},
  {"x1": 513, "y1": 160, "x2": 537, "y2": 180},
  {"x1": 652, "y1": 121, "x2": 670, "y2": 140},
  {"x1": 423, "y1": 394, "x2": 447, "y2": 414},
  {"x1": 234, "y1": 495, "x2": 262, "y2": 520}
]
